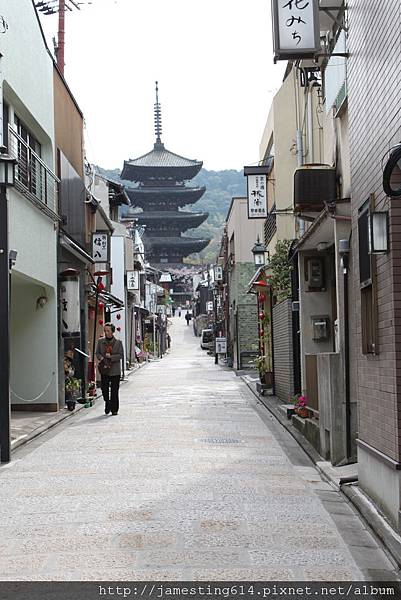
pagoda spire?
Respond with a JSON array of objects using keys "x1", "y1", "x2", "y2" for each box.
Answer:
[{"x1": 154, "y1": 81, "x2": 163, "y2": 147}]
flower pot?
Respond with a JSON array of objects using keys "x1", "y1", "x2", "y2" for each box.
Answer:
[
  {"x1": 260, "y1": 371, "x2": 273, "y2": 387},
  {"x1": 296, "y1": 407, "x2": 309, "y2": 418}
]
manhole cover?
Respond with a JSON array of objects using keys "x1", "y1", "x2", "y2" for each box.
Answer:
[{"x1": 201, "y1": 438, "x2": 240, "y2": 444}]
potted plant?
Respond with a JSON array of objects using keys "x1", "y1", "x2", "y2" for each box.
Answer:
[
  {"x1": 65, "y1": 377, "x2": 81, "y2": 411},
  {"x1": 292, "y1": 394, "x2": 309, "y2": 418},
  {"x1": 87, "y1": 381, "x2": 97, "y2": 397}
]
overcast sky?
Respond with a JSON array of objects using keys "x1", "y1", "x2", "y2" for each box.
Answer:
[{"x1": 39, "y1": 0, "x2": 285, "y2": 172}]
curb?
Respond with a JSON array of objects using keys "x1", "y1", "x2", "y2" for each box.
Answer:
[
  {"x1": 242, "y1": 375, "x2": 401, "y2": 569},
  {"x1": 10, "y1": 360, "x2": 152, "y2": 456},
  {"x1": 10, "y1": 402, "x2": 87, "y2": 452}
]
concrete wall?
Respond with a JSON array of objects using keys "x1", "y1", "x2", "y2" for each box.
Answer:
[
  {"x1": 273, "y1": 299, "x2": 294, "y2": 402},
  {"x1": 1, "y1": 0, "x2": 58, "y2": 409},
  {"x1": 226, "y1": 198, "x2": 264, "y2": 263},
  {"x1": 10, "y1": 273, "x2": 58, "y2": 410}
]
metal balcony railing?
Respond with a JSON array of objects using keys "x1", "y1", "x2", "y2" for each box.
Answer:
[{"x1": 8, "y1": 126, "x2": 59, "y2": 215}]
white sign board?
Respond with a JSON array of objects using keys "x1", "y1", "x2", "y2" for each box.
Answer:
[
  {"x1": 215, "y1": 266, "x2": 223, "y2": 281},
  {"x1": 215, "y1": 337, "x2": 227, "y2": 354},
  {"x1": 92, "y1": 232, "x2": 109, "y2": 262},
  {"x1": 272, "y1": 0, "x2": 320, "y2": 62},
  {"x1": 247, "y1": 174, "x2": 268, "y2": 219},
  {"x1": 206, "y1": 301, "x2": 214, "y2": 312},
  {"x1": 60, "y1": 278, "x2": 80, "y2": 335},
  {"x1": 127, "y1": 270, "x2": 139, "y2": 290}
]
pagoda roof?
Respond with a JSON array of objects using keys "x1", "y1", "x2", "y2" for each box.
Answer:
[
  {"x1": 126, "y1": 185, "x2": 205, "y2": 208},
  {"x1": 146, "y1": 236, "x2": 210, "y2": 253},
  {"x1": 121, "y1": 142, "x2": 203, "y2": 182},
  {"x1": 135, "y1": 211, "x2": 208, "y2": 228}
]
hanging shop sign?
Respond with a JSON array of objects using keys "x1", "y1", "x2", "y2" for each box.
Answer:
[
  {"x1": 206, "y1": 301, "x2": 214, "y2": 312},
  {"x1": 60, "y1": 276, "x2": 80, "y2": 336},
  {"x1": 215, "y1": 337, "x2": 227, "y2": 354},
  {"x1": 127, "y1": 270, "x2": 140, "y2": 290},
  {"x1": 244, "y1": 166, "x2": 270, "y2": 219},
  {"x1": 271, "y1": 0, "x2": 320, "y2": 62},
  {"x1": 92, "y1": 232, "x2": 109, "y2": 263}
]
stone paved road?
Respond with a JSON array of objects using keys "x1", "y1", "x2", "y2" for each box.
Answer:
[{"x1": 0, "y1": 317, "x2": 399, "y2": 581}]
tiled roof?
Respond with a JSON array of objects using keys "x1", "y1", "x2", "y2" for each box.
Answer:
[{"x1": 124, "y1": 143, "x2": 202, "y2": 169}]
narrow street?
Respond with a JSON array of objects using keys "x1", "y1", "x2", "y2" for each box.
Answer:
[{"x1": 0, "y1": 318, "x2": 397, "y2": 581}]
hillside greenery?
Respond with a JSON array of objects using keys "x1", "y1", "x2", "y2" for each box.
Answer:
[{"x1": 95, "y1": 166, "x2": 246, "y2": 264}]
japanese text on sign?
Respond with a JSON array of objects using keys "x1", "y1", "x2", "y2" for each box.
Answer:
[
  {"x1": 127, "y1": 271, "x2": 139, "y2": 291},
  {"x1": 92, "y1": 233, "x2": 109, "y2": 262},
  {"x1": 272, "y1": 0, "x2": 320, "y2": 61},
  {"x1": 247, "y1": 174, "x2": 268, "y2": 219}
]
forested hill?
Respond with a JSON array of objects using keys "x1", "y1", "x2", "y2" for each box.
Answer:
[{"x1": 95, "y1": 166, "x2": 246, "y2": 263}]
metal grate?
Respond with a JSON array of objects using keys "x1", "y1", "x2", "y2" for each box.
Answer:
[
  {"x1": 264, "y1": 203, "x2": 277, "y2": 246},
  {"x1": 201, "y1": 438, "x2": 240, "y2": 444}
]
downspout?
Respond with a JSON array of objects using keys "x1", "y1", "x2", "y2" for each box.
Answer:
[
  {"x1": 340, "y1": 238, "x2": 352, "y2": 461},
  {"x1": 295, "y1": 67, "x2": 305, "y2": 237}
]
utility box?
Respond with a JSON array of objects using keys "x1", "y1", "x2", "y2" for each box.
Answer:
[{"x1": 312, "y1": 316, "x2": 330, "y2": 341}]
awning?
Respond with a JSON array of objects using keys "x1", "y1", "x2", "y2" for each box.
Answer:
[
  {"x1": 60, "y1": 233, "x2": 94, "y2": 265},
  {"x1": 246, "y1": 266, "x2": 272, "y2": 294}
]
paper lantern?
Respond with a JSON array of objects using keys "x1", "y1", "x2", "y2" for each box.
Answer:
[
  {"x1": 98, "y1": 302, "x2": 104, "y2": 310},
  {"x1": 98, "y1": 319, "x2": 104, "y2": 326},
  {"x1": 97, "y1": 281, "x2": 105, "y2": 291},
  {"x1": 258, "y1": 293, "x2": 266, "y2": 303}
]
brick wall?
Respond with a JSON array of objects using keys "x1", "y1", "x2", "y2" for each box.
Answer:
[
  {"x1": 230, "y1": 263, "x2": 259, "y2": 368},
  {"x1": 348, "y1": 0, "x2": 401, "y2": 460},
  {"x1": 273, "y1": 298, "x2": 294, "y2": 402}
]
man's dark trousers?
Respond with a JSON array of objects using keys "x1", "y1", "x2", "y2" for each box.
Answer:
[{"x1": 101, "y1": 374, "x2": 120, "y2": 414}]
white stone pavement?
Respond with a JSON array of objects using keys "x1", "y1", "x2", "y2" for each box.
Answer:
[{"x1": 0, "y1": 317, "x2": 398, "y2": 580}]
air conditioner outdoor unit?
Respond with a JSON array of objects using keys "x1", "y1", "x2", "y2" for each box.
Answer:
[{"x1": 294, "y1": 164, "x2": 336, "y2": 214}]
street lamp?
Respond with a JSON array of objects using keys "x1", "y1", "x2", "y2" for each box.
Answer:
[
  {"x1": 0, "y1": 147, "x2": 17, "y2": 463},
  {"x1": 252, "y1": 235, "x2": 267, "y2": 266}
]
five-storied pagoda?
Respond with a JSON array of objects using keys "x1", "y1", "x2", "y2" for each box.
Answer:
[{"x1": 121, "y1": 83, "x2": 210, "y2": 266}]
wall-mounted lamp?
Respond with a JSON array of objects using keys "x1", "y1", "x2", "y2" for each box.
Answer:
[
  {"x1": 369, "y1": 211, "x2": 389, "y2": 254},
  {"x1": 9, "y1": 250, "x2": 17, "y2": 269},
  {"x1": 338, "y1": 239, "x2": 350, "y2": 275},
  {"x1": 36, "y1": 295, "x2": 48, "y2": 309},
  {"x1": 252, "y1": 236, "x2": 267, "y2": 266}
]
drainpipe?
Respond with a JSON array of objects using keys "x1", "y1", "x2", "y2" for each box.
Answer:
[
  {"x1": 339, "y1": 238, "x2": 351, "y2": 461},
  {"x1": 296, "y1": 130, "x2": 305, "y2": 237}
]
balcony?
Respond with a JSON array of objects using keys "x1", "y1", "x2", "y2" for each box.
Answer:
[{"x1": 8, "y1": 127, "x2": 59, "y2": 220}]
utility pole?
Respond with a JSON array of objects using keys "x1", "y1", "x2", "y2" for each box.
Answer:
[{"x1": 34, "y1": 0, "x2": 87, "y2": 76}]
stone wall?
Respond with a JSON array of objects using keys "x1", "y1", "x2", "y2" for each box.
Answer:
[
  {"x1": 230, "y1": 263, "x2": 259, "y2": 369},
  {"x1": 273, "y1": 298, "x2": 294, "y2": 402}
]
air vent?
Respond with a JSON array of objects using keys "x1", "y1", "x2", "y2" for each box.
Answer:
[{"x1": 294, "y1": 164, "x2": 336, "y2": 214}]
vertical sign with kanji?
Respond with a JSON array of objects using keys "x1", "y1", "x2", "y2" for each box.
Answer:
[
  {"x1": 247, "y1": 174, "x2": 268, "y2": 219},
  {"x1": 127, "y1": 270, "x2": 139, "y2": 290},
  {"x1": 92, "y1": 232, "x2": 109, "y2": 263},
  {"x1": 271, "y1": 0, "x2": 320, "y2": 62}
]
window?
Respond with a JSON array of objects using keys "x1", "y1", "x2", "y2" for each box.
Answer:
[
  {"x1": 13, "y1": 115, "x2": 41, "y2": 192},
  {"x1": 358, "y1": 200, "x2": 377, "y2": 354}
]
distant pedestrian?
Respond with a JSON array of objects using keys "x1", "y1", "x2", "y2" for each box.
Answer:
[
  {"x1": 185, "y1": 311, "x2": 191, "y2": 326},
  {"x1": 96, "y1": 323, "x2": 124, "y2": 416},
  {"x1": 167, "y1": 333, "x2": 171, "y2": 349},
  {"x1": 178, "y1": 306, "x2": 182, "y2": 317},
  {"x1": 172, "y1": 306, "x2": 176, "y2": 317}
]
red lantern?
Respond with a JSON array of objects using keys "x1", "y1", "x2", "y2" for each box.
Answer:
[
  {"x1": 116, "y1": 313, "x2": 121, "y2": 320},
  {"x1": 98, "y1": 302, "x2": 104, "y2": 310},
  {"x1": 258, "y1": 293, "x2": 266, "y2": 303},
  {"x1": 97, "y1": 281, "x2": 105, "y2": 291},
  {"x1": 98, "y1": 319, "x2": 104, "y2": 326},
  {"x1": 117, "y1": 326, "x2": 121, "y2": 332}
]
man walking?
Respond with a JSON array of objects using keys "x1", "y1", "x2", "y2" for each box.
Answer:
[{"x1": 96, "y1": 323, "x2": 124, "y2": 415}]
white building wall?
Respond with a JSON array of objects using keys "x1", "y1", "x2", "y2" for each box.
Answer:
[{"x1": 0, "y1": 0, "x2": 58, "y2": 407}]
